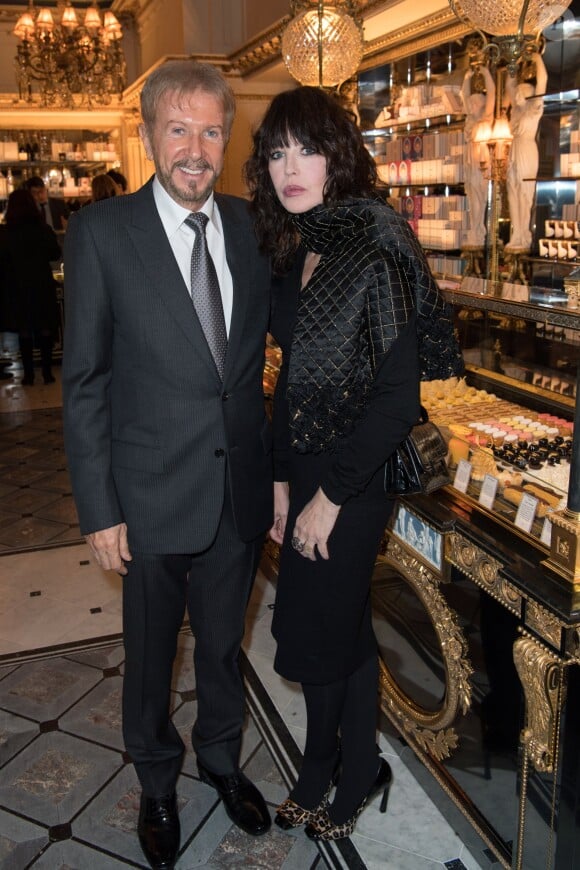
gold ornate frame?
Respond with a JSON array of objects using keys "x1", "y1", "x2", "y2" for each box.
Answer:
[{"x1": 375, "y1": 531, "x2": 473, "y2": 760}]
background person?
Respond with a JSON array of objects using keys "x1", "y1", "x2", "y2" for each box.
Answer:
[
  {"x1": 90, "y1": 172, "x2": 120, "y2": 201},
  {"x1": 25, "y1": 175, "x2": 69, "y2": 232},
  {"x1": 107, "y1": 168, "x2": 129, "y2": 193},
  {"x1": 63, "y1": 60, "x2": 273, "y2": 869},
  {"x1": 245, "y1": 86, "x2": 462, "y2": 842},
  {"x1": 0, "y1": 187, "x2": 60, "y2": 385}
]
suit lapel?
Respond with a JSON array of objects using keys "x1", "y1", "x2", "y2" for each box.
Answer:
[
  {"x1": 216, "y1": 194, "x2": 249, "y2": 383},
  {"x1": 125, "y1": 180, "x2": 219, "y2": 381}
]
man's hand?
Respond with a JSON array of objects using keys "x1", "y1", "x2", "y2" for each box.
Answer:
[
  {"x1": 86, "y1": 523, "x2": 132, "y2": 575},
  {"x1": 292, "y1": 487, "x2": 341, "y2": 561}
]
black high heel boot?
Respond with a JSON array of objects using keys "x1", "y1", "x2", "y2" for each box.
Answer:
[{"x1": 304, "y1": 758, "x2": 392, "y2": 841}]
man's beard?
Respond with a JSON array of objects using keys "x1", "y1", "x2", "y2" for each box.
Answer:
[{"x1": 159, "y1": 159, "x2": 219, "y2": 208}]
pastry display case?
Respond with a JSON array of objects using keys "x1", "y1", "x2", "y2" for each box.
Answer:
[{"x1": 424, "y1": 276, "x2": 577, "y2": 550}]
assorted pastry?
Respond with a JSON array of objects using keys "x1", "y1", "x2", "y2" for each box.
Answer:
[{"x1": 421, "y1": 377, "x2": 573, "y2": 518}]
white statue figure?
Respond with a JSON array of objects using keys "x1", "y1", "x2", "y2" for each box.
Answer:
[
  {"x1": 504, "y1": 51, "x2": 548, "y2": 251},
  {"x1": 461, "y1": 64, "x2": 495, "y2": 247}
]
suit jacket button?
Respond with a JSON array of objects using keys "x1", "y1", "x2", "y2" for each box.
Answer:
[
  {"x1": 222, "y1": 392, "x2": 229, "y2": 401},
  {"x1": 214, "y1": 448, "x2": 225, "y2": 458}
]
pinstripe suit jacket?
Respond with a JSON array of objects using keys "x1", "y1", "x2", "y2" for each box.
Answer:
[{"x1": 62, "y1": 178, "x2": 273, "y2": 553}]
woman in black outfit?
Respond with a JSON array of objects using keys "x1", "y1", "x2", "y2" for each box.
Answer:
[
  {"x1": 0, "y1": 188, "x2": 61, "y2": 385},
  {"x1": 245, "y1": 87, "x2": 463, "y2": 841}
]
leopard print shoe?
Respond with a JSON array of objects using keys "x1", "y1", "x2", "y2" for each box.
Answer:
[
  {"x1": 274, "y1": 782, "x2": 333, "y2": 831},
  {"x1": 304, "y1": 807, "x2": 361, "y2": 841},
  {"x1": 305, "y1": 758, "x2": 392, "y2": 841}
]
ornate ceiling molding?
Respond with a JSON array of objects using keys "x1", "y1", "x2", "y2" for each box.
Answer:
[
  {"x1": 225, "y1": 5, "x2": 471, "y2": 78},
  {"x1": 0, "y1": 7, "x2": 23, "y2": 24},
  {"x1": 225, "y1": 19, "x2": 288, "y2": 76},
  {"x1": 360, "y1": 10, "x2": 471, "y2": 69}
]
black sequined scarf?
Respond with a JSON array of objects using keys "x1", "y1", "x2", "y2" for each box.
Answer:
[{"x1": 287, "y1": 198, "x2": 463, "y2": 454}]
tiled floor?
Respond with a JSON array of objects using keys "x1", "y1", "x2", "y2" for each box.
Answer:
[{"x1": 0, "y1": 359, "x2": 487, "y2": 869}]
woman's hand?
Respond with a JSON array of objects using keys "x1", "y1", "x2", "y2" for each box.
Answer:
[
  {"x1": 269, "y1": 481, "x2": 289, "y2": 545},
  {"x1": 292, "y1": 487, "x2": 341, "y2": 561}
]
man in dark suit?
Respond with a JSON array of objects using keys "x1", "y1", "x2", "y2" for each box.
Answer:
[
  {"x1": 25, "y1": 176, "x2": 69, "y2": 232},
  {"x1": 62, "y1": 60, "x2": 273, "y2": 870}
]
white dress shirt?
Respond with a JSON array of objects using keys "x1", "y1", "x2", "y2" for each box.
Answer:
[{"x1": 152, "y1": 176, "x2": 233, "y2": 334}]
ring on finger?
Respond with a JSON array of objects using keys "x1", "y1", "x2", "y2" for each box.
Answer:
[{"x1": 291, "y1": 536, "x2": 305, "y2": 553}]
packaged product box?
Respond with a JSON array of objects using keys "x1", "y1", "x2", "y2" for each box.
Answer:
[
  {"x1": 412, "y1": 135, "x2": 423, "y2": 161},
  {"x1": 440, "y1": 228, "x2": 461, "y2": 248},
  {"x1": 403, "y1": 195, "x2": 422, "y2": 222},
  {"x1": 421, "y1": 197, "x2": 438, "y2": 215},
  {"x1": 3, "y1": 142, "x2": 19, "y2": 161},
  {"x1": 397, "y1": 159, "x2": 412, "y2": 184},
  {"x1": 412, "y1": 162, "x2": 424, "y2": 184}
]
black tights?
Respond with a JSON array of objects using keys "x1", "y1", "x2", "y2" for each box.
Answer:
[{"x1": 290, "y1": 655, "x2": 380, "y2": 824}]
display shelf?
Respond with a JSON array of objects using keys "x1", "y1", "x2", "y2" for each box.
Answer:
[
  {"x1": 363, "y1": 112, "x2": 465, "y2": 135},
  {"x1": 0, "y1": 160, "x2": 115, "y2": 170},
  {"x1": 525, "y1": 177, "x2": 580, "y2": 182},
  {"x1": 383, "y1": 181, "x2": 464, "y2": 190}
]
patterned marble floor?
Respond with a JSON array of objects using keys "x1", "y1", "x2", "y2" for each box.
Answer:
[
  {"x1": 0, "y1": 555, "x2": 487, "y2": 870},
  {"x1": 0, "y1": 356, "x2": 81, "y2": 555},
  {"x1": 0, "y1": 632, "x2": 323, "y2": 869}
]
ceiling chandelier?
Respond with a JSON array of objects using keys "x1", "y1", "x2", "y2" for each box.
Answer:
[
  {"x1": 13, "y1": 1, "x2": 126, "y2": 108},
  {"x1": 282, "y1": 0, "x2": 364, "y2": 88},
  {"x1": 448, "y1": 0, "x2": 573, "y2": 73}
]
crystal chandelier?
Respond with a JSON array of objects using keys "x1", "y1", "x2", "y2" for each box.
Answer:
[
  {"x1": 449, "y1": 0, "x2": 573, "y2": 73},
  {"x1": 282, "y1": 0, "x2": 364, "y2": 88},
  {"x1": 13, "y1": 1, "x2": 126, "y2": 108}
]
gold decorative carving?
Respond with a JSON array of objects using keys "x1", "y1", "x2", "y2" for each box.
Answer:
[
  {"x1": 565, "y1": 626, "x2": 580, "y2": 663},
  {"x1": 526, "y1": 601, "x2": 562, "y2": 651},
  {"x1": 447, "y1": 531, "x2": 522, "y2": 617},
  {"x1": 376, "y1": 538, "x2": 473, "y2": 760},
  {"x1": 227, "y1": 34, "x2": 284, "y2": 76},
  {"x1": 542, "y1": 508, "x2": 580, "y2": 587},
  {"x1": 513, "y1": 636, "x2": 566, "y2": 773}
]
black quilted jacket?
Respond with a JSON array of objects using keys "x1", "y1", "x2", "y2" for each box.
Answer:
[{"x1": 286, "y1": 197, "x2": 463, "y2": 453}]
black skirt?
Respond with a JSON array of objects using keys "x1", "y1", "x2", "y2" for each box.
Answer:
[{"x1": 272, "y1": 451, "x2": 394, "y2": 685}]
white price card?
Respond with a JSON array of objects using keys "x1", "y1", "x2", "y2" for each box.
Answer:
[
  {"x1": 479, "y1": 474, "x2": 498, "y2": 510},
  {"x1": 540, "y1": 518, "x2": 553, "y2": 547},
  {"x1": 515, "y1": 493, "x2": 538, "y2": 534},
  {"x1": 453, "y1": 459, "x2": 472, "y2": 493}
]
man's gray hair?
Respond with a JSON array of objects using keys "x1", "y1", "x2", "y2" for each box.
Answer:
[{"x1": 140, "y1": 60, "x2": 236, "y2": 140}]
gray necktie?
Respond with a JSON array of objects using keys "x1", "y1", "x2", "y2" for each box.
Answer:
[{"x1": 184, "y1": 212, "x2": 227, "y2": 380}]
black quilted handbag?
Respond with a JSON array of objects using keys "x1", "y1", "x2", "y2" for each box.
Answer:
[{"x1": 384, "y1": 406, "x2": 450, "y2": 497}]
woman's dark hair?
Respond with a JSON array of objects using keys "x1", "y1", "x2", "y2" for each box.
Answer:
[
  {"x1": 244, "y1": 86, "x2": 377, "y2": 272},
  {"x1": 5, "y1": 188, "x2": 42, "y2": 225}
]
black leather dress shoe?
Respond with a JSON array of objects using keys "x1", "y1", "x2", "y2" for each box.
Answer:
[
  {"x1": 137, "y1": 792, "x2": 180, "y2": 869},
  {"x1": 198, "y1": 762, "x2": 271, "y2": 836}
]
